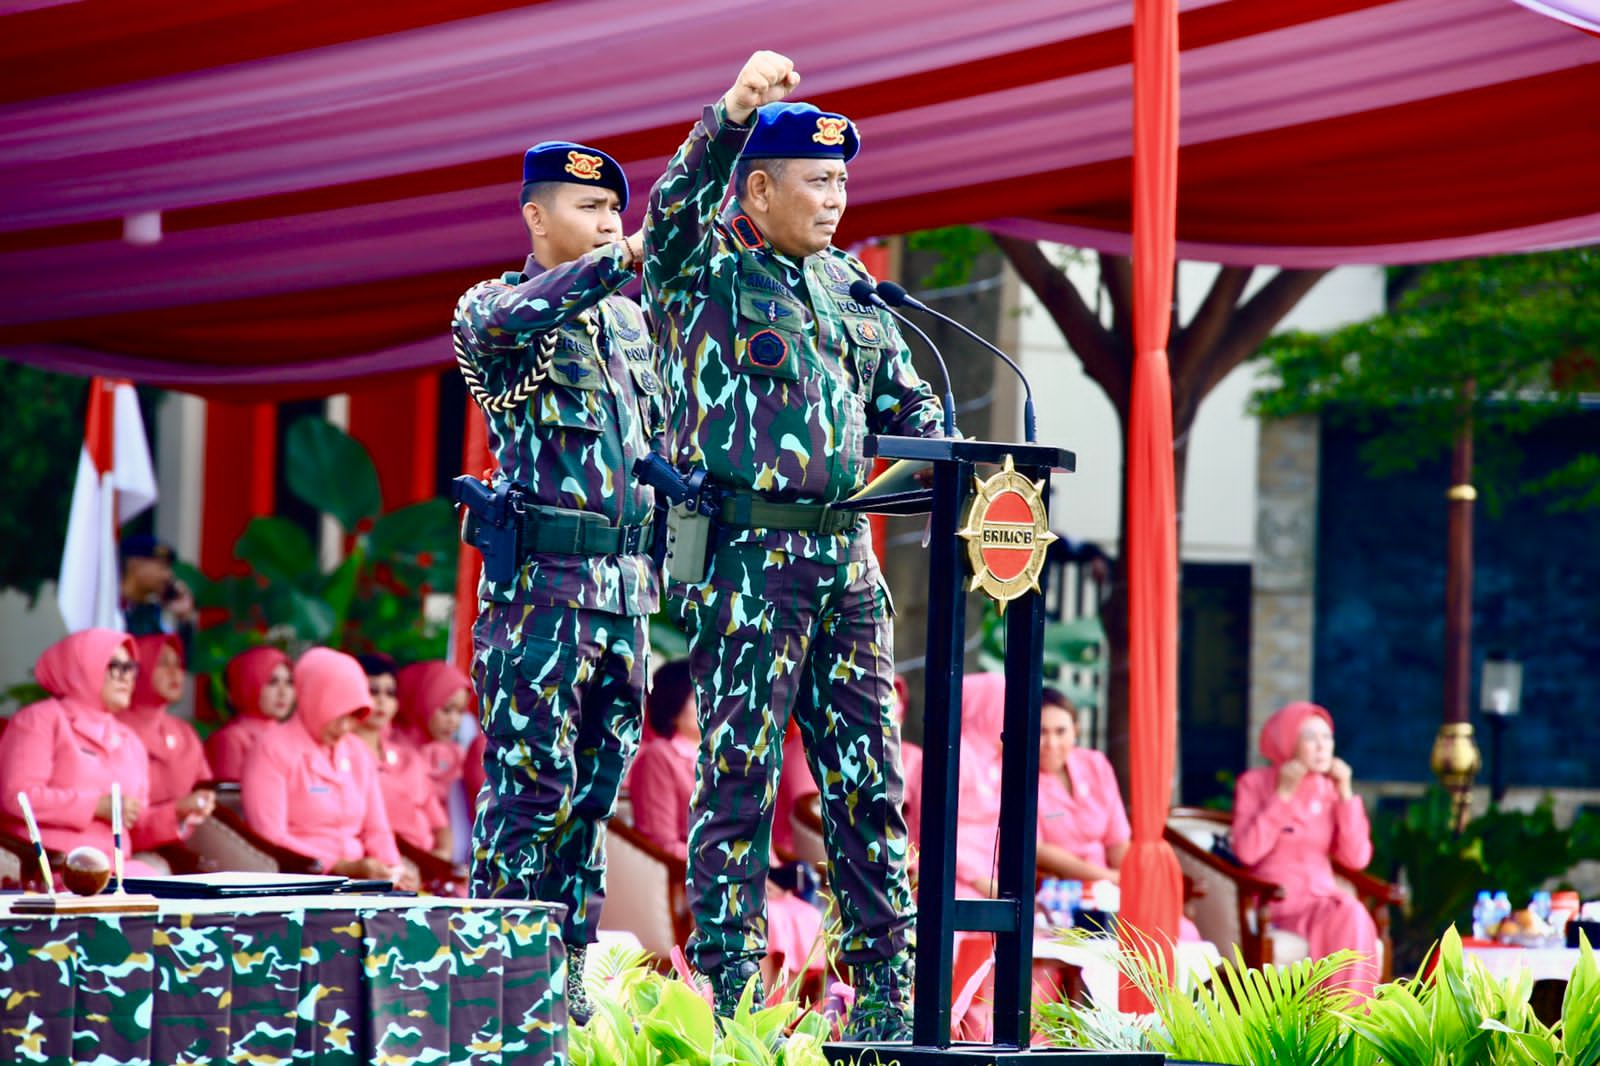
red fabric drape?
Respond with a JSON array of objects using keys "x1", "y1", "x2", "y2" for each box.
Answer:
[
  {"x1": 1120, "y1": 0, "x2": 1185, "y2": 1011},
  {"x1": 448, "y1": 396, "x2": 493, "y2": 672}
]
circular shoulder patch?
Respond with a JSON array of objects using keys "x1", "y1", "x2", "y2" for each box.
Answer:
[{"x1": 748, "y1": 329, "x2": 791, "y2": 369}]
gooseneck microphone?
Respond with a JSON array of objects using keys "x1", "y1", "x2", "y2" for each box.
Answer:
[
  {"x1": 875, "y1": 280, "x2": 1037, "y2": 443},
  {"x1": 849, "y1": 279, "x2": 957, "y2": 439}
]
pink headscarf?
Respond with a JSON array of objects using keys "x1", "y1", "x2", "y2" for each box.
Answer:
[
  {"x1": 226, "y1": 647, "x2": 292, "y2": 719},
  {"x1": 129, "y1": 633, "x2": 181, "y2": 714},
  {"x1": 396, "y1": 661, "x2": 472, "y2": 739},
  {"x1": 292, "y1": 647, "x2": 371, "y2": 747},
  {"x1": 36, "y1": 629, "x2": 136, "y2": 714},
  {"x1": 1259, "y1": 700, "x2": 1335, "y2": 766},
  {"x1": 960, "y1": 672, "x2": 1007, "y2": 758}
]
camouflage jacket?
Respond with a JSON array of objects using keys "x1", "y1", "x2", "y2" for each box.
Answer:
[
  {"x1": 644, "y1": 101, "x2": 945, "y2": 561},
  {"x1": 453, "y1": 247, "x2": 664, "y2": 616}
]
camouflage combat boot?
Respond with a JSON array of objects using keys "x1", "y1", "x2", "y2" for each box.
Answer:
[
  {"x1": 843, "y1": 953, "x2": 914, "y2": 1042},
  {"x1": 566, "y1": 943, "x2": 595, "y2": 1026},
  {"x1": 707, "y1": 957, "x2": 764, "y2": 1020}
]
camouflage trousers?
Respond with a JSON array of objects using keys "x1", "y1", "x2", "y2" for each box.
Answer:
[
  {"x1": 469, "y1": 601, "x2": 647, "y2": 946},
  {"x1": 672, "y1": 536, "x2": 915, "y2": 972}
]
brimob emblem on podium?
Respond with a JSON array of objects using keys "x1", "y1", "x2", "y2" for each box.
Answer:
[{"x1": 958, "y1": 455, "x2": 1057, "y2": 611}]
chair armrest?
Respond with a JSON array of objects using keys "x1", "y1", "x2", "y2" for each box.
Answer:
[
  {"x1": 0, "y1": 828, "x2": 65, "y2": 891},
  {"x1": 397, "y1": 838, "x2": 468, "y2": 895},
  {"x1": 1164, "y1": 827, "x2": 1284, "y2": 901},
  {"x1": 1332, "y1": 860, "x2": 1406, "y2": 907},
  {"x1": 211, "y1": 807, "x2": 323, "y2": 874}
]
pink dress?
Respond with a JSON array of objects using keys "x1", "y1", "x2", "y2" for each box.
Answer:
[
  {"x1": 395, "y1": 661, "x2": 470, "y2": 804},
  {"x1": 241, "y1": 648, "x2": 400, "y2": 870},
  {"x1": 771, "y1": 722, "x2": 818, "y2": 860},
  {"x1": 901, "y1": 739, "x2": 924, "y2": 855},
  {"x1": 1234, "y1": 701, "x2": 1378, "y2": 998},
  {"x1": 206, "y1": 646, "x2": 291, "y2": 782},
  {"x1": 628, "y1": 734, "x2": 695, "y2": 861},
  {"x1": 124, "y1": 634, "x2": 214, "y2": 851},
  {"x1": 0, "y1": 630, "x2": 153, "y2": 872},
  {"x1": 360, "y1": 734, "x2": 446, "y2": 853},
  {"x1": 955, "y1": 674, "x2": 1006, "y2": 898},
  {"x1": 1036, "y1": 748, "x2": 1130, "y2": 869}
]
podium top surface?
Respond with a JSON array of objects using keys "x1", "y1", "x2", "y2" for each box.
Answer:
[{"x1": 868, "y1": 436, "x2": 1076, "y2": 472}]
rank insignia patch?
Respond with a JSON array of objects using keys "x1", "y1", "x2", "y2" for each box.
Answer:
[{"x1": 565, "y1": 151, "x2": 604, "y2": 181}]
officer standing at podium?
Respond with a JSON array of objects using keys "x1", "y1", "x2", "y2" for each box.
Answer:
[
  {"x1": 452, "y1": 140, "x2": 664, "y2": 1023},
  {"x1": 644, "y1": 51, "x2": 944, "y2": 1037}
]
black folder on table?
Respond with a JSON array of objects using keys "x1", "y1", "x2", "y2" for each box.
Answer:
[{"x1": 121, "y1": 872, "x2": 351, "y2": 899}]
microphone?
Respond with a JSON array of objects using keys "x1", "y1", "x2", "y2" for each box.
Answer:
[
  {"x1": 849, "y1": 279, "x2": 957, "y2": 439},
  {"x1": 876, "y1": 280, "x2": 1037, "y2": 443}
]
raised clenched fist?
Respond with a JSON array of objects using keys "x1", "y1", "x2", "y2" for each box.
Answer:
[{"x1": 725, "y1": 51, "x2": 801, "y2": 125}]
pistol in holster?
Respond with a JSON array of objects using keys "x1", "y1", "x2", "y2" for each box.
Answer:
[
  {"x1": 632, "y1": 452, "x2": 720, "y2": 584},
  {"x1": 451, "y1": 475, "x2": 522, "y2": 587}
]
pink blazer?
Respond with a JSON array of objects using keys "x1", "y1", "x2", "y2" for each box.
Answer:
[
  {"x1": 0, "y1": 698, "x2": 150, "y2": 862},
  {"x1": 359, "y1": 737, "x2": 445, "y2": 853},
  {"x1": 1232, "y1": 766, "x2": 1372, "y2": 901},
  {"x1": 628, "y1": 734, "x2": 696, "y2": 860},
  {"x1": 123, "y1": 704, "x2": 213, "y2": 851},
  {"x1": 1036, "y1": 747, "x2": 1130, "y2": 869},
  {"x1": 241, "y1": 648, "x2": 399, "y2": 870}
]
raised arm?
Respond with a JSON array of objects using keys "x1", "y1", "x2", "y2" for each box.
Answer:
[
  {"x1": 1231, "y1": 767, "x2": 1296, "y2": 867},
  {"x1": 644, "y1": 51, "x2": 797, "y2": 305},
  {"x1": 453, "y1": 241, "x2": 638, "y2": 359}
]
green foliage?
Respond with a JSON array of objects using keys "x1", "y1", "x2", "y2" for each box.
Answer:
[
  {"x1": 0, "y1": 364, "x2": 145, "y2": 600},
  {"x1": 904, "y1": 226, "x2": 996, "y2": 290},
  {"x1": 979, "y1": 599, "x2": 1106, "y2": 712},
  {"x1": 1254, "y1": 247, "x2": 1600, "y2": 514},
  {"x1": 185, "y1": 417, "x2": 458, "y2": 702},
  {"x1": 1046, "y1": 924, "x2": 1600, "y2": 1066},
  {"x1": 570, "y1": 945, "x2": 831, "y2": 1066},
  {"x1": 1371, "y1": 789, "x2": 1600, "y2": 975}
]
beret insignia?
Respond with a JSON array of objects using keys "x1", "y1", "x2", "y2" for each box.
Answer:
[
  {"x1": 813, "y1": 117, "x2": 849, "y2": 147},
  {"x1": 565, "y1": 151, "x2": 604, "y2": 181}
]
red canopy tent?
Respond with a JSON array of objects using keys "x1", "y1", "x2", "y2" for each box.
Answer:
[{"x1": 3, "y1": 0, "x2": 1597, "y2": 979}]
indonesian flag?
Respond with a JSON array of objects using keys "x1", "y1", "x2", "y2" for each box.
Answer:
[{"x1": 57, "y1": 377, "x2": 158, "y2": 632}]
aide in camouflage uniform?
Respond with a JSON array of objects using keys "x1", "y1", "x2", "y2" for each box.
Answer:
[
  {"x1": 452, "y1": 141, "x2": 664, "y2": 1020},
  {"x1": 644, "y1": 52, "x2": 943, "y2": 1037}
]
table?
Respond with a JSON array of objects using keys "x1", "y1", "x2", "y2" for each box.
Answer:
[
  {"x1": 1462, "y1": 941, "x2": 1586, "y2": 984},
  {"x1": 0, "y1": 894, "x2": 566, "y2": 1066},
  {"x1": 1034, "y1": 933, "x2": 1223, "y2": 1006}
]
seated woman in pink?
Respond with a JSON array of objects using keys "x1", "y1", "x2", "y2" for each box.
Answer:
[
  {"x1": 0, "y1": 630, "x2": 153, "y2": 876},
  {"x1": 1233, "y1": 700, "x2": 1378, "y2": 998},
  {"x1": 206, "y1": 646, "x2": 294, "y2": 781},
  {"x1": 354, "y1": 654, "x2": 448, "y2": 859},
  {"x1": 241, "y1": 647, "x2": 413, "y2": 888},
  {"x1": 395, "y1": 661, "x2": 470, "y2": 804},
  {"x1": 627, "y1": 659, "x2": 699, "y2": 860},
  {"x1": 955, "y1": 672, "x2": 1006, "y2": 899},
  {"x1": 125, "y1": 634, "x2": 216, "y2": 851},
  {"x1": 1036, "y1": 688, "x2": 1129, "y2": 884},
  {"x1": 1035, "y1": 689, "x2": 1202, "y2": 941}
]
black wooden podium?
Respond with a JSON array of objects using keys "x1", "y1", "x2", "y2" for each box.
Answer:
[{"x1": 825, "y1": 437, "x2": 1159, "y2": 1066}]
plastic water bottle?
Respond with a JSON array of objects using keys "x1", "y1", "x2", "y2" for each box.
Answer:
[
  {"x1": 1062, "y1": 880, "x2": 1083, "y2": 925},
  {"x1": 1472, "y1": 891, "x2": 1494, "y2": 939},
  {"x1": 1532, "y1": 891, "x2": 1553, "y2": 923},
  {"x1": 1038, "y1": 879, "x2": 1060, "y2": 926},
  {"x1": 1493, "y1": 891, "x2": 1513, "y2": 937}
]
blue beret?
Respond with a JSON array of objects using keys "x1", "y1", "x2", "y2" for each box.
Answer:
[
  {"x1": 741, "y1": 102, "x2": 860, "y2": 163},
  {"x1": 521, "y1": 141, "x2": 629, "y2": 210},
  {"x1": 119, "y1": 533, "x2": 173, "y2": 563}
]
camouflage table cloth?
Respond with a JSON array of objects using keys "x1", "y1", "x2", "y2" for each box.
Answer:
[{"x1": 0, "y1": 895, "x2": 567, "y2": 1066}]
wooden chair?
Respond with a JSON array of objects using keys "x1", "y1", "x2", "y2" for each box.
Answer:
[
  {"x1": 1165, "y1": 806, "x2": 1404, "y2": 980},
  {"x1": 174, "y1": 805, "x2": 322, "y2": 875},
  {"x1": 598, "y1": 820, "x2": 690, "y2": 965},
  {"x1": 790, "y1": 793, "x2": 828, "y2": 871},
  {"x1": 398, "y1": 838, "x2": 468, "y2": 897}
]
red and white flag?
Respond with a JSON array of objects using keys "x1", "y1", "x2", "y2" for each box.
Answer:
[{"x1": 57, "y1": 377, "x2": 158, "y2": 632}]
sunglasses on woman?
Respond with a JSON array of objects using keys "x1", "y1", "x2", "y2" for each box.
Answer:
[{"x1": 105, "y1": 659, "x2": 139, "y2": 679}]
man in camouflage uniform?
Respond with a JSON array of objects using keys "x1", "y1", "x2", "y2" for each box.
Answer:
[
  {"x1": 453, "y1": 140, "x2": 664, "y2": 1022},
  {"x1": 644, "y1": 51, "x2": 943, "y2": 1039}
]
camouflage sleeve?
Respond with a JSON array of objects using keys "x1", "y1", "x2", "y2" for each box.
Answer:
[
  {"x1": 453, "y1": 242, "x2": 635, "y2": 361},
  {"x1": 869, "y1": 319, "x2": 947, "y2": 439},
  {"x1": 644, "y1": 99, "x2": 752, "y2": 305}
]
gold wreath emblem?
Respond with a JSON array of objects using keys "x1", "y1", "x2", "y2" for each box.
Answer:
[
  {"x1": 565, "y1": 151, "x2": 604, "y2": 181},
  {"x1": 812, "y1": 117, "x2": 849, "y2": 147},
  {"x1": 958, "y1": 455, "x2": 1057, "y2": 612}
]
